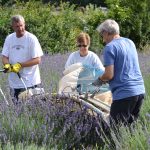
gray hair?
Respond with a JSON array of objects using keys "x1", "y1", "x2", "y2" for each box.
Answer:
[
  {"x1": 97, "y1": 19, "x2": 120, "y2": 35},
  {"x1": 11, "y1": 15, "x2": 25, "y2": 25}
]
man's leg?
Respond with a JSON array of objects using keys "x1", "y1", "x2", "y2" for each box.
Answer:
[
  {"x1": 110, "y1": 96, "x2": 143, "y2": 126},
  {"x1": 10, "y1": 88, "x2": 26, "y2": 104},
  {"x1": 128, "y1": 94, "x2": 144, "y2": 123}
]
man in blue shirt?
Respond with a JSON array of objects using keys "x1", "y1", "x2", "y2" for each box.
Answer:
[{"x1": 93, "y1": 19, "x2": 145, "y2": 126}]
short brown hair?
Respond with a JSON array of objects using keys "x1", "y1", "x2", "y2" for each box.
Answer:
[{"x1": 76, "y1": 32, "x2": 90, "y2": 45}]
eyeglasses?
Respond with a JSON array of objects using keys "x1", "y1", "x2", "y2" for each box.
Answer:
[
  {"x1": 77, "y1": 44, "x2": 88, "y2": 48},
  {"x1": 100, "y1": 31, "x2": 107, "y2": 38}
]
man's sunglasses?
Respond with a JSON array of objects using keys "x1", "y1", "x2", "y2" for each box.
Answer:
[{"x1": 77, "y1": 44, "x2": 88, "y2": 48}]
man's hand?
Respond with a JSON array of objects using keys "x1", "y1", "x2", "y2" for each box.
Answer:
[
  {"x1": 92, "y1": 78, "x2": 104, "y2": 86},
  {"x1": 3, "y1": 63, "x2": 11, "y2": 73},
  {"x1": 11, "y1": 63, "x2": 22, "y2": 73}
]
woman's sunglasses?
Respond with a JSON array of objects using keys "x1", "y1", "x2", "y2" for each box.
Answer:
[{"x1": 77, "y1": 44, "x2": 88, "y2": 48}]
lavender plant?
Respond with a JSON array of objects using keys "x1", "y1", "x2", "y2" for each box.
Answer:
[
  {"x1": 40, "y1": 53, "x2": 69, "y2": 93},
  {"x1": 0, "y1": 95, "x2": 109, "y2": 149},
  {"x1": 0, "y1": 52, "x2": 150, "y2": 149}
]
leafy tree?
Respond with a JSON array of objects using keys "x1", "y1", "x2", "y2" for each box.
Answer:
[{"x1": 105, "y1": 0, "x2": 150, "y2": 48}]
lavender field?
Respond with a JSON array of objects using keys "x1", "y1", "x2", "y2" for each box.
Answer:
[
  {"x1": 40, "y1": 51, "x2": 150, "y2": 90},
  {"x1": 1, "y1": 52, "x2": 150, "y2": 94},
  {"x1": 0, "y1": 52, "x2": 150, "y2": 149}
]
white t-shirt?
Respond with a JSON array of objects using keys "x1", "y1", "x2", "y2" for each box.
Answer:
[
  {"x1": 65, "y1": 50, "x2": 104, "y2": 70},
  {"x1": 2, "y1": 31, "x2": 43, "y2": 89}
]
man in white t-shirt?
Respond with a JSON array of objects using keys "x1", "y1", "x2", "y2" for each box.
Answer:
[
  {"x1": 65, "y1": 32, "x2": 104, "y2": 70},
  {"x1": 2, "y1": 14, "x2": 43, "y2": 102}
]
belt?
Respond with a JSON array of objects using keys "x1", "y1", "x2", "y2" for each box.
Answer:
[{"x1": 14, "y1": 84, "x2": 41, "y2": 90}]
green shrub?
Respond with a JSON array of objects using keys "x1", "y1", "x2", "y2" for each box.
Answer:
[
  {"x1": 0, "y1": 0, "x2": 149, "y2": 53},
  {"x1": 0, "y1": 1, "x2": 105, "y2": 53},
  {"x1": 105, "y1": 0, "x2": 150, "y2": 48}
]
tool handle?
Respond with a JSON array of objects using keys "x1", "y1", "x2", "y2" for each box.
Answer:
[
  {"x1": 17, "y1": 72, "x2": 21, "y2": 78},
  {"x1": 0, "y1": 69, "x2": 5, "y2": 73}
]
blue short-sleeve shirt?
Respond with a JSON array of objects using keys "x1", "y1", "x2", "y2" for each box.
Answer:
[{"x1": 103, "y1": 37, "x2": 145, "y2": 100}]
